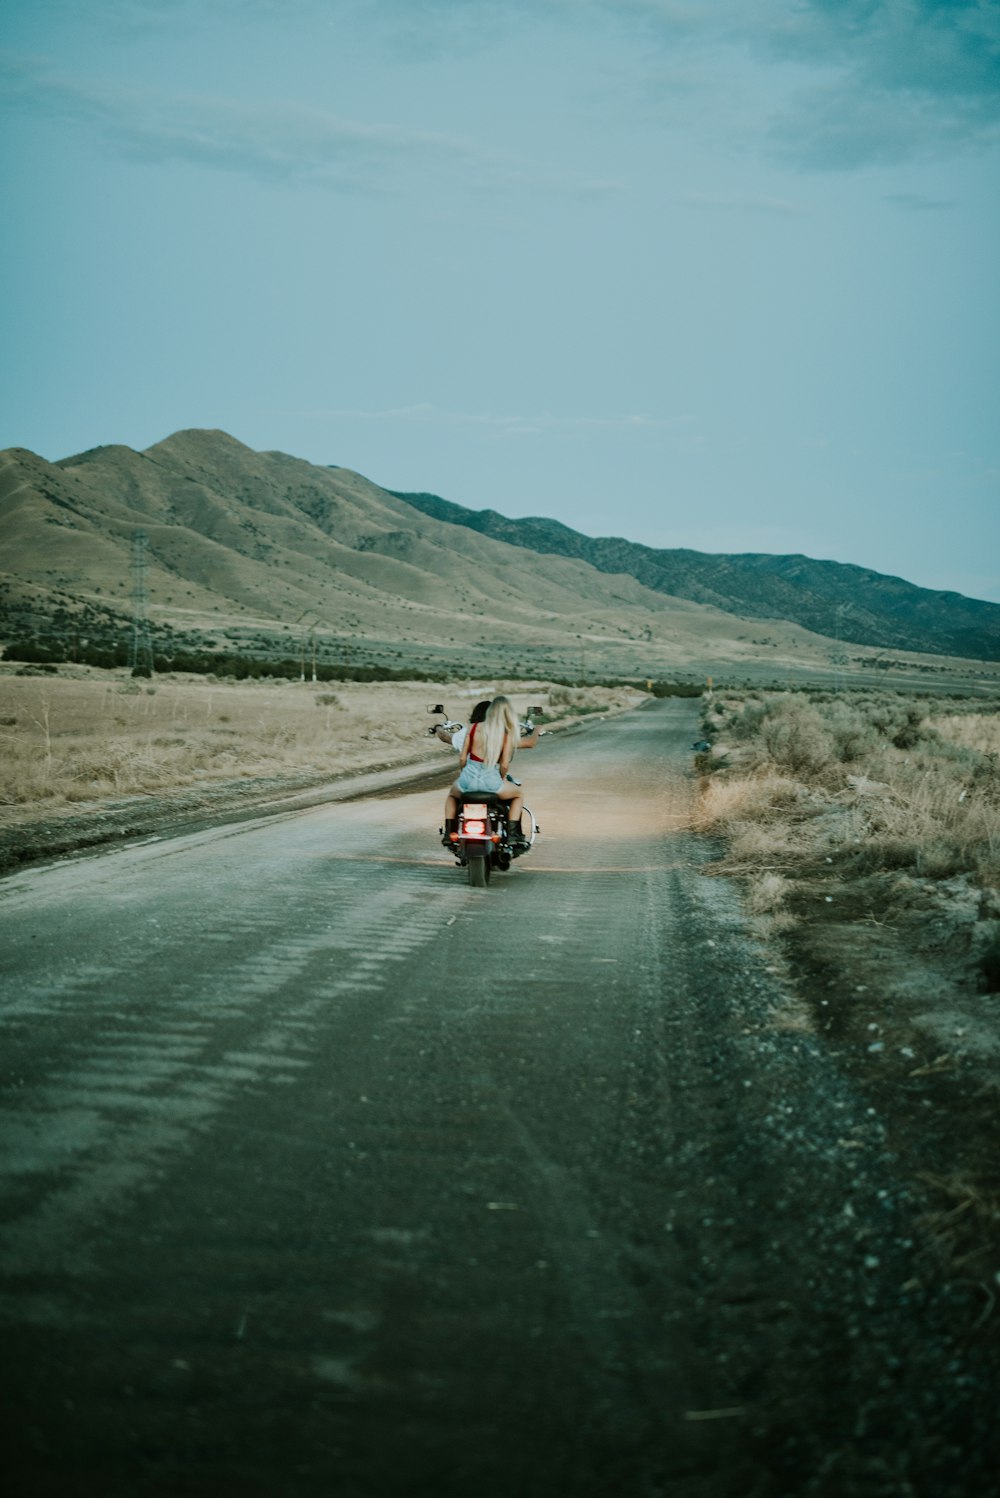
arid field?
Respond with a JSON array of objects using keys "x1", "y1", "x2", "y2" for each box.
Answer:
[{"x1": 0, "y1": 667, "x2": 645, "y2": 820}]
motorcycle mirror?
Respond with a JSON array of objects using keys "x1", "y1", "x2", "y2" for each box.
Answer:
[{"x1": 427, "y1": 704, "x2": 446, "y2": 714}]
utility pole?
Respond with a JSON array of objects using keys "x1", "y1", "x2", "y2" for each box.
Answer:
[
  {"x1": 129, "y1": 530, "x2": 155, "y2": 676},
  {"x1": 295, "y1": 609, "x2": 328, "y2": 683},
  {"x1": 296, "y1": 609, "x2": 316, "y2": 682},
  {"x1": 832, "y1": 603, "x2": 851, "y2": 692}
]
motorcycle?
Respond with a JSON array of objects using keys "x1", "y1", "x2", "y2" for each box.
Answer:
[{"x1": 427, "y1": 704, "x2": 541, "y2": 888}]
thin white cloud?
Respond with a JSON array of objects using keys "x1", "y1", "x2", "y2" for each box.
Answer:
[
  {"x1": 682, "y1": 191, "x2": 809, "y2": 217},
  {"x1": 12, "y1": 4, "x2": 998, "y2": 175},
  {"x1": 885, "y1": 191, "x2": 956, "y2": 211},
  {"x1": 298, "y1": 403, "x2": 673, "y2": 436},
  {"x1": 0, "y1": 50, "x2": 475, "y2": 191},
  {"x1": 0, "y1": 47, "x2": 615, "y2": 198}
]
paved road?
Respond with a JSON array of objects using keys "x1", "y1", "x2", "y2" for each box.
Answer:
[{"x1": 1, "y1": 699, "x2": 995, "y2": 1496}]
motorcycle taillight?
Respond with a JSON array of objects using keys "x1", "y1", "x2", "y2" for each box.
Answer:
[{"x1": 464, "y1": 819, "x2": 487, "y2": 837}]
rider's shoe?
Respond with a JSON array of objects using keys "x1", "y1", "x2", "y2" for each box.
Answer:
[
  {"x1": 507, "y1": 820, "x2": 531, "y2": 855},
  {"x1": 440, "y1": 818, "x2": 456, "y2": 847}
]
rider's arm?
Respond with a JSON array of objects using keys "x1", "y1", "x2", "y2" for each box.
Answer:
[{"x1": 499, "y1": 731, "x2": 513, "y2": 777}]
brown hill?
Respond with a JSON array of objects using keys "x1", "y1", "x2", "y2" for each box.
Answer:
[{"x1": 0, "y1": 428, "x2": 985, "y2": 683}]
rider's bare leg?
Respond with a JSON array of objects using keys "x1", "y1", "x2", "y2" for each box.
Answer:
[
  {"x1": 497, "y1": 786, "x2": 522, "y2": 822},
  {"x1": 448, "y1": 785, "x2": 520, "y2": 816},
  {"x1": 498, "y1": 786, "x2": 526, "y2": 846},
  {"x1": 445, "y1": 784, "x2": 522, "y2": 831}
]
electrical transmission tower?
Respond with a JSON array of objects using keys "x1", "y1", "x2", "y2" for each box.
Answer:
[{"x1": 129, "y1": 529, "x2": 155, "y2": 675}]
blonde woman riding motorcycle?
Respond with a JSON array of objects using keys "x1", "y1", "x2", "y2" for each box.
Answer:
[{"x1": 441, "y1": 695, "x2": 527, "y2": 846}]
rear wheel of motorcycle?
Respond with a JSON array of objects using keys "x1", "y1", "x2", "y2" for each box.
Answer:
[{"x1": 468, "y1": 853, "x2": 489, "y2": 888}]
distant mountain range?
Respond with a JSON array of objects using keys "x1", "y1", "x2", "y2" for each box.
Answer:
[
  {"x1": 3, "y1": 428, "x2": 851, "y2": 681},
  {"x1": 1, "y1": 429, "x2": 996, "y2": 681},
  {"x1": 391, "y1": 492, "x2": 1000, "y2": 663}
]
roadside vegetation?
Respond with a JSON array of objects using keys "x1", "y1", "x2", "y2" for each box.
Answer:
[
  {"x1": 694, "y1": 688, "x2": 1000, "y2": 895},
  {"x1": 693, "y1": 687, "x2": 1000, "y2": 1292},
  {"x1": 1, "y1": 609, "x2": 704, "y2": 697}
]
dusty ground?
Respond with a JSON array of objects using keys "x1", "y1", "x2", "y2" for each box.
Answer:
[
  {"x1": 775, "y1": 867, "x2": 1000, "y2": 1312},
  {"x1": 687, "y1": 847, "x2": 1000, "y2": 1339}
]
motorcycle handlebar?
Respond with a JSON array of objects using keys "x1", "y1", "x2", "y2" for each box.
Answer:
[{"x1": 427, "y1": 708, "x2": 542, "y2": 735}]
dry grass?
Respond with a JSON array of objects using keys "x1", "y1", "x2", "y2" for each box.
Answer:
[
  {"x1": 0, "y1": 670, "x2": 643, "y2": 815},
  {"x1": 745, "y1": 871, "x2": 792, "y2": 916},
  {"x1": 691, "y1": 771, "x2": 804, "y2": 831},
  {"x1": 693, "y1": 771, "x2": 820, "y2": 876},
  {"x1": 933, "y1": 713, "x2": 1000, "y2": 756},
  {"x1": 917, "y1": 1172, "x2": 1000, "y2": 1312},
  {"x1": 697, "y1": 689, "x2": 1000, "y2": 890}
]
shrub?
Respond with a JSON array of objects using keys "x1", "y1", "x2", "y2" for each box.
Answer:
[
  {"x1": 891, "y1": 705, "x2": 927, "y2": 749},
  {"x1": 699, "y1": 690, "x2": 1000, "y2": 891},
  {"x1": 745, "y1": 872, "x2": 790, "y2": 915},
  {"x1": 826, "y1": 701, "x2": 880, "y2": 763},
  {"x1": 693, "y1": 772, "x2": 803, "y2": 832},
  {"x1": 761, "y1": 700, "x2": 834, "y2": 777},
  {"x1": 645, "y1": 681, "x2": 703, "y2": 698},
  {"x1": 725, "y1": 698, "x2": 768, "y2": 741}
]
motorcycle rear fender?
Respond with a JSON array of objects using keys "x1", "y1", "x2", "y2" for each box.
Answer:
[{"x1": 457, "y1": 796, "x2": 503, "y2": 844}]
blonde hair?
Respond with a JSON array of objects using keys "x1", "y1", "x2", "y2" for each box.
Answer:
[
  {"x1": 474, "y1": 696, "x2": 519, "y2": 768},
  {"x1": 491, "y1": 696, "x2": 521, "y2": 744}
]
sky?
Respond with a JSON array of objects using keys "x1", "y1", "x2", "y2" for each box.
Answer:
[{"x1": 2, "y1": 0, "x2": 999, "y2": 602}]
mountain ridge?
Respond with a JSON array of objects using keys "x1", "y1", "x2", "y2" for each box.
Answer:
[
  {"x1": 391, "y1": 490, "x2": 1000, "y2": 662},
  {"x1": 4, "y1": 428, "x2": 839, "y2": 681},
  {"x1": 1, "y1": 429, "x2": 996, "y2": 680}
]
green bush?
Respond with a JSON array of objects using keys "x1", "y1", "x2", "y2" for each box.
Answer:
[
  {"x1": 644, "y1": 681, "x2": 703, "y2": 698},
  {"x1": 826, "y1": 701, "x2": 880, "y2": 763}
]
